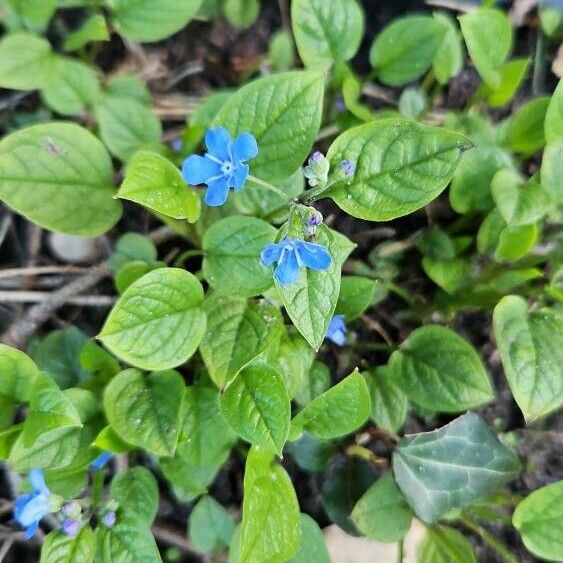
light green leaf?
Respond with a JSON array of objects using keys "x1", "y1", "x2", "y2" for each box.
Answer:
[
  {"x1": 459, "y1": 8, "x2": 512, "y2": 89},
  {"x1": 110, "y1": 0, "x2": 203, "y2": 42},
  {"x1": 111, "y1": 467, "x2": 158, "y2": 526},
  {"x1": 422, "y1": 256, "x2": 472, "y2": 294},
  {"x1": 541, "y1": 141, "x2": 563, "y2": 205},
  {"x1": 40, "y1": 526, "x2": 96, "y2": 563},
  {"x1": 0, "y1": 32, "x2": 56, "y2": 90},
  {"x1": 288, "y1": 513, "x2": 330, "y2": 563},
  {"x1": 99, "y1": 268, "x2": 206, "y2": 371},
  {"x1": 8, "y1": 0, "x2": 57, "y2": 33},
  {"x1": 351, "y1": 472, "x2": 412, "y2": 543},
  {"x1": 221, "y1": 363, "x2": 290, "y2": 455},
  {"x1": 41, "y1": 57, "x2": 100, "y2": 116},
  {"x1": 545, "y1": 78, "x2": 563, "y2": 143},
  {"x1": 214, "y1": 71, "x2": 325, "y2": 182},
  {"x1": 418, "y1": 526, "x2": 477, "y2": 563},
  {"x1": 327, "y1": 119, "x2": 470, "y2": 221},
  {"x1": 483, "y1": 58, "x2": 530, "y2": 108},
  {"x1": 118, "y1": 150, "x2": 200, "y2": 221},
  {"x1": 364, "y1": 367, "x2": 408, "y2": 434},
  {"x1": 0, "y1": 122, "x2": 121, "y2": 236},
  {"x1": 370, "y1": 16, "x2": 447, "y2": 86},
  {"x1": 291, "y1": 370, "x2": 370, "y2": 440},
  {"x1": 203, "y1": 216, "x2": 277, "y2": 298},
  {"x1": 493, "y1": 295, "x2": 563, "y2": 422},
  {"x1": 240, "y1": 448, "x2": 301, "y2": 563},
  {"x1": 294, "y1": 360, "x2": 331, "y2": 408},
  {"x1": 104, "y1": 368, "x2": 184, "y2": 456},
  {"x1": 224, "y1": 0, "x2": 259, "y2": 28},
  {"x1": 93, "y1": 426, "x2": 134, "y2": 454},
  {"x1": 291, "y1": 0, "x2": 364, "y2": 69},
  {"x1": 189, "y1": 495, "x2": 235, "y2": 552},
  {"x1": 109, "y1": 232, "x2": 157, "y2": 271},
  {"x1": 268, "y1": 30, "x2": 294, "y2": 72},
  {"x1": 432, "y1": 13, "x2": 463, "y2": 85},
  {"x1": 513, "y1": 480, "x2": 563, "y2": 562},
  {"x1": 398, "y1": 88, "x2": 427, "y2": 119},
  {"x1": 336, "y1": 276, "x2": 382, "y2": 320},
  {"x1": 106, "y1": 74, "x2": 152, "y2": 106},
  {"x1": 95, "y1": 95, "x2": 162, "y2": 162},
  {"x1": 200, "y1": 294, "x2": 283, "y2": 388},
  {"x1": 392, "y1": 412, "x2": 521, "y2": 523},
  {"x1": 63, "y1": 13, "x2": 109, "y2": 51},
  {"x1": 390, "y1": 325, "x2": 494, "y2": 413},
  {"x1": 277, "y1": 226, "x2": 354, "y2": 350},
  {"x1": 507, "y1": 96, "x2": 549, "y2": 153},
  {"x1": 0, "y1": 344, "x2": 38, "y2": 403},
  {"x1": 495, "y1": 222, "x2": 538, "y2": 263}
]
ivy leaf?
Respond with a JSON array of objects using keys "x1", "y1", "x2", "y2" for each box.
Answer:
[
  {"x1": 0, "y1": 123, "x2": 122, "y2": 236},
  {"x1": 291, "y1": 0, "x2": 364, "y2": 69},
  {"x1": 418, "y1": 526, "x2": 477, "y2": 563},
  {"x1": 104, "y1": 369, "x2": 185, "y2": 456},
  {"x1": 221, "y1": 363, "x2": 290, "y2": 455},
  {"x1": 99, "y1": 268, "x2": 206, "y2": 371},
  {"x1": 189, "y1": 496, "x2": 235, "y2": 552},
  {"x1": 351, "y1": 472, "x2": 412, "y2": 543},
  {"x1": 291, "y1": 370, "x2": 370, "y2": 440},
  {"x1": 392, "y1": 412, "x2": 521, "y2": 523},
  {"x1": 118, "y1": 151, "x2": 200, "y2": 222},
  {"x1": 326, "y1": 119, "x2": 471, "y2": 221},
  {"x1": 493, "y1": 295, "x2": 563, "y2": 422},
  {"x1": 277, "y1": 226, "x2": 354, "y2": 350},
  {"x1": 0, "y1": 344, "x2": 39, "y2": 403},
  {"x1": 545, "y1": 78, "x2": 563, "y2": 143},
  {"x1": 390, "y1": 325, "x2": 494, "y2": 413},
  {"x1": 459, "y1": 8, "x2": 513, "y2": 89},
  {"x1": 214, "y1": 71, "x2": 325, "y2": 182},
  {"x1": 40, "y1": 526, "x2": 96, "y2": 563},
  {"x1": 288, "y1": 513, "x2": 330, "y2": 563},
  {"x1": 364, "y1": 368, "x2": 408, "y2": 434},
  {"x1": 110, "y1": 0, "x2": 203, "y2": 42},
  {"x1": 513, "y1": 480, "x2": 563, "y2": 561},
  {"x1": 200, "y1": 294, "x2": 283, "y2": 388},
  {"x1": 111, "y1": 467, "x2": 159, "y2": 526},
  {"x1": 203, "y1": 216, "x2": 277, "y2": 298}
]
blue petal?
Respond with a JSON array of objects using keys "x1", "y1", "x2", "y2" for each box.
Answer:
[
  {"x1": 16, "y1": 494, "x2": 49, "y2": 527},
  {"x1": 29, "y1": 469, "x2": 48, "y2": 495},
  {"x1": 14, "y1": 494, "x2": 31, "y2": 521},
  {"x1": 295, "y1": 240, "x2": 332, "y2": 271},
  {"x1": 326, "y1": 315, "x2": 347, "y2": 345},
  {"x1": 204, "y1": 177, "x2": 231, "y2": 206},
  {"x1": 274, "y1": 248, "x2": 301, "y2": 285},
  {"x1": 91, "y1": 452, "x2": 112, "y2": 470},
  {"x1": 182, "y1": 154, "x2": 221, "y2": 186},
  {"x1": 232, "y1": 163, "x2": 249, "y2": 191},
  {"x1": 204, "y1": 127, "x2": 232, "y2": 161},
  {"x1": 261, "y1": 241, "x2": 284, "y2": 267},
  {"x1": 24, "y1": 520, "x2": 40, "y2": 540},
  {"x1": 232, "y1": 132, "x2": 258, "y2": 162}
]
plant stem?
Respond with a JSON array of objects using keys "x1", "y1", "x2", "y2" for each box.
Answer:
[
  {"x1": 91, "y1": 469, "x2": 105, "y2": 508},
  {"x1": 397, "y1": 538, "x2": 404, "y2": 563},
  {"x1": 345, "y1": 444, "x2": 387, "y2": 466},
  {"x1": 532, "y1": 28, "x2": 546, "y2": 96},
  {"x1": 460, "y1": 515, "x2": 518, "y2": 563},
  {"x1": 248, "y1": 174, "x2": 289, "y2": 199}
]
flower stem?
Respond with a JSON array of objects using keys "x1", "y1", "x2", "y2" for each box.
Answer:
[
  {"x1": 248, "y1": 174, "x2": 289, "y2": 199},
  {"x1": 460, "y1": 515, "x2": 518, "y2": 563},
  {"x1": 91, "y1": 469, "x2": 105, "y2": 508}
]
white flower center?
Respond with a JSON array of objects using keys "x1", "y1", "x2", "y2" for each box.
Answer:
[{"x1": 221, "y1": 161, "x2": 234, "y2": 175}]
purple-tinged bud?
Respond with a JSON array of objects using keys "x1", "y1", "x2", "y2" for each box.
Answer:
[
  {"x1": 335, "y1": 97, "x2": 346, "y2": 112},
  {"x1": 61, "y1": 519, "x2": 80, "y2": 537},
  {"x1": 340, "y1": 160, "x2": 356, "y2": 177},
  {"x1": 303, "y1": 152, "x2": 329, "y2": 188},
  {"x1": 309, "y1": 151, "x2": 323, "y2": 163},
  {"x1": 308, "y1": 215, "x2": 322, "y2": 227},
  {"x1": 103, "y1": 511, "x2": 116, "y2": 528}
]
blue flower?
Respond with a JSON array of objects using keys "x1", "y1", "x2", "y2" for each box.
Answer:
[
  {"x1": 91, "y1": 452, "x2": 112, "y2": 470},
  {"x1": 61, "y1": 519, "x2": 80, "y2": 537},
  {"x1": 340, "y1": 159, "x2": 356, "y2": 177},
  {"x1": 14, "y1": 469, "x2": 52, "y2": 539},
  {"x1": 261, "y1": 237, "x2": 332, "y2": 285},
  {"x1": 181, "y1": 127, "x2": 258, "y2": 207},
  {"x1": 325, "y1": 315, "x2": 347, "y2": 346},
  {"x1": 103, "y1": 511, "x2": 117, "y2": 528}
]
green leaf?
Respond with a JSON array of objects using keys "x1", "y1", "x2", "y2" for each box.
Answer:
[
  {"x1": 95, "y1": 95, "x2": 162, "y2": 161},
  {"x1": 63, "y1": 13, "x2": 109, "y2": 51},
  {"x1": 495, "y1": 222, "x2": 538, "y2": 263},
  {"x1": 418, "y1": 526, "x2": 477, "y2": 563},
  {"x1": 104, "y1": 368, "x2": 184, "y2": 456},
  {"x1": 0, "y1": 122, "x2": 122, "y2": 236},
  {"x1": 99, "y1": 268, "x2": 206, "y2": 371},
  {"x1": 40, "y1": 526, "x2": 96, "y2": 563},
  {"x1": 291, "y1": 370, "x2": 370, "y2": 440},
  {"x1": 189, "y1": 495, "x2": 235, "y2": 552},
  {"x1": 214, "y1": 71, "x2": 325, "y2": 182},
  {"x1": 106, "y1": 74, "x2": 152, "y2": 106},
  {"x1": 541, "y1": 141, "x2": 563, "y2": 205},
  {"x1": 294, "y1": 360, "x2": 331, "y2": 407},
  {"x1": 288, "y1": 513, "x2": 330, "y2": 563},
  {"x1": 459, "y1": 8, "x2": 512, "y2": 89},
  {"x1": 111, "y1": 467, "x2": 158, "y2": 526},
  {"x1": 268, "y1": 30, "x2": 294, "y2": 72},
  {"x1": 422, "y1": 257, "x2": 472, "y2": 294},
  {"x1": 200, "y1": 294, "x2": 283, "y2": 388},
  {"x1": 513, "y1": 480, "x2": 563, "y2": 562},
  {"x1": 398, "y1": 88, "x2": 427, "y2": 119},
  {"x1": 483, "y1": 58, "x2": 530, "y2": 108},
  {"x1": 0, "y1": 32, "x2": 56, "y2": 90},
  {"x1": 351, "y1": 472, "x2": 412, "y2": 543},
  {"x1": 370, "y1": 16, "x2": 447, "y2": 86},
  {"x1": 491, "y1": 171, "x2": 551, "y2": 226},
  {"x1": 240, "y1": 448, "x2": 301, "y2": 563},
  {"x1": 93, "y1": 425, "x2": 134, "y2": 454},
  {"x1": 203, "y1": 216, "x2": 277, "y2": 298},
  {"x1": 291, "y1": 0, "x2": 364, "y2": 69},
  {"x1": 221, "y1": 363, "x2": 290, "y2": 455},
  {"x1": 277, "y1": 226, "x2": 354, "y2": 350},
  {"x1": 118, "y1": 150, "x2": 200, "y2": 221},
  {"x1": 0, "y1": 343, "x2": 38, "y2": 403},
  {"x1": 160, "y1": 385, "x2": 236, "y2": 498},
  {"x1": 327, "y1": 119, "x2": 470, "y2": 221},
  {"x1": 109, "y1": 232, "x2": 157, "y2": 271},
  {"x1": 41, "y1": 57, "x2": 100, "y2": 116},
  {"x1": 115, "y1": 261, "x2": 163, "y2": 294},
  {"x1": 287, "y1": 432, "x2": 337, "y2": 472},
  {"x1": 8, "y1": 0, "x2": 57, "y2": 33},
  {"x1": 507, "y1": 96, "x2": 549, "y2": 153},
  {"x1": 392, "y1": 412, "x2": 521, "y2": 523},
  {"x1": 364, "y1": 367, "x2": 408, "y2": 434},
  {"x1": 545, "y1": 78, "x2": 563, "y2": 143},
  {"x1": 432, "y1": 13, "x2": 463, "y2": 85},
  {"x1": 390, "y1": 325, "x2": 494, "y2": 413},
  {"x1": 224, "y1": 0, "x2": 259, "y2": 28},
  {"x1": 493, "y1": 295, "x2": 563, "y2": 422},
  {"x1": 335, "y1": 276, "x2": 381, "y2": 320},
  {"x1": 110, "y1": 0, "x2": 203, "y2": 42}
]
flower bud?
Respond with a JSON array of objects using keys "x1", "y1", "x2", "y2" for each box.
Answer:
[
  {"x1": 303, "y1": 151, "x2": 330, "y2": 188},
  {"x1": 61, "y1": 519, "x2": 80, "y2": 537},
  {"x1": 103, "y1": 511, "x2": 116, "y2": 528}
]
